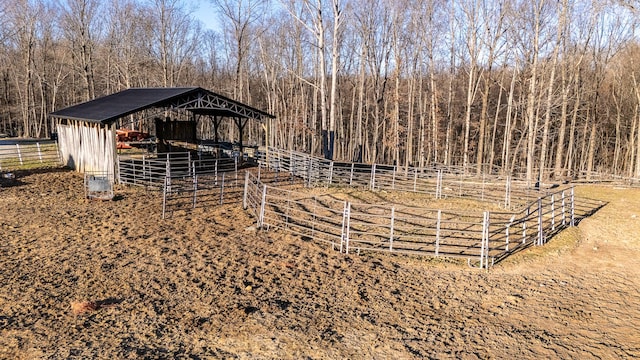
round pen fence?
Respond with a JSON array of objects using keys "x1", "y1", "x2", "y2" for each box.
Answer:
[
  {"x1": 242, "y1": 149, "x2": 605, "y2": 268},
  {"x1": 257, "y1": 147, "x2": 557, "y2": 210},
  {"x1": 243, "y1": 171, "x2": 599, "y2": 268}
]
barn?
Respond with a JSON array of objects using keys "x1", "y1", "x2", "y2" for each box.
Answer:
[{"x1": 49, "y1": 87, "x2": 274, "y2": 177}]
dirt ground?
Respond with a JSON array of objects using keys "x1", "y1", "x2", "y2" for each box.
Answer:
[{"x1": 0, "y1": 168, "x2": 639, "y2": 359}]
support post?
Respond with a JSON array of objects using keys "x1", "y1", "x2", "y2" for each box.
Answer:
[{"x1": 413, "y1": 167, "x2": 418, "y2": 192}]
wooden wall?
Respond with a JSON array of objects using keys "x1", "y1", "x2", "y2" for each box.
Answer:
[{"x1": 56, "y1": 119, "x2": 116, "y2": 176}]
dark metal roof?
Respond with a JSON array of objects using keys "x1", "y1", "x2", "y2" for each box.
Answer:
[{"x1": 49, "y1": 87, "x2": 274, "y2": 124}]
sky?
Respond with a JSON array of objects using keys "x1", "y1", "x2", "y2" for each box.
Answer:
[{"x1": 189, "y1": 0, "x2": 222, "y2": 32}]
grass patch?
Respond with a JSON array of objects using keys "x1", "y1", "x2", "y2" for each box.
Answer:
[{"x1": 499, "y1": 226, "x2": 582, "y2": 266}]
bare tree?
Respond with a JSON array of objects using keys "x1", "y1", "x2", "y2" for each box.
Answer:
[
  {"x1": 151, "y1": 0, "x2": 200, "y2": 87},
  {"x1": 212, "y1": 0, "x2": 267, "y2": 101},
  {"x1": 60, "y1": 0, "x2": 101, "y2": 100}
]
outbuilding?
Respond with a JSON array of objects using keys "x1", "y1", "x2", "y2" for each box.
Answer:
[{"x1": 49, "y1": 87, "x2": 274, "y2": 176}]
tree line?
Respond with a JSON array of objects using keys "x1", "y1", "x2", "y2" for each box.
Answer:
[{"x1": 1, "y1": 0, "x2": 640, "y2": 181}]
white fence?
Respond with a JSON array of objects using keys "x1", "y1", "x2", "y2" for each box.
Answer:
[{"x1": 0, "y1": 141, "x2": 61, "y2": 170}]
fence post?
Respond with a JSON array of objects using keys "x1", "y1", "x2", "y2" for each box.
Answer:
[
  {"x1": 480, "y1": 211, "x2": 490, "y2": 269},
  {"x1": 277, "y1": 148, "x2": 282, "y2": 172},
  {"x1": 370, "y1": 164, "x2": 377, "y2": 190},
  {"x1": 243, "y1": 171, "x2": 250, "y2": 209},
  {"x1": 214, "y1": 159, "x2": 218, "y2": 184},
  {"x1": 258, "y1": 184, "x2": 267, "y2": 228},
  {"x1": 505, "y1": 176, "x2": 511, "y2": 209},
  {"x1": 234, "y1": 156, "x2": 238, "y2": 186},
  {"x1": 306, "y1": 159, "x2": 312, "y2": 188},
  {"x1": 340, "y1": 201, "x2": 351, "y2": 254},
  {"x1": 15, "y1": 144, "x2": 23, "y2": 165},
  {"x1": 349, "y1": 163, "x2": 354, "y2": 185},
  {"x1": 537, "y1": 198, "x2": 544, "y2": 245},
  {"x1": 329, "y1": 161, "x2": 334, "y2": 186},
  {"x1": 482, "y1": 173, "x2": 486, "y2": 201},
  {"x1": 220, "y1": 173, "x2": 225, "y2": 205},
  {"x1": 162, "y1": 176, "x2": 168, "y2": 219},
  {"x1": 413, "y1": 167, "x2": 418, "y2": 192},
  {"x1": 389, "y1": 207, "x2": 395, "y2": 251},
  {"x1": 311, "y1": 197, "x2": 318, "y2": 238},
  {"x1": 140, "y1": 155, "x2": 145, "y2": 186},
  {"x1": 165, "y1": 158, "x2": 171, "y2": 191},
  {"x1": 116, "y1": 156, "x2": 121, "y2": 184},
  {"x1": 193, "y1": 175, "x2": 198, "y2": 208},
  {"x1": 435, "y1": 210, "x2": 441, "y2": 256},
  {"x1": 436, "y1": 169, "x2": 443, "y2": 199},
  {"x1": 290, "y1": 150, "x2": 295, "y2": 178},
  {"x1": 505, "y1": 215, "x2": 515, "y2": 252},
  {"x1": 562, "y1": 190, "x2": 566, "y2": 226},
  {"x1": 345, "y1": 202, "x2": 351, "y2": 254},
  {"x1": 36, "y1": 143, "x2": 43, "y2": 163},
  {"x1": 551, "y1": 194, "x2": 556, "y2": 231},
  {"x1": 392, "y1": 166, "x2": 397, "y2": 190},
  {"x1": 570, "y1": 187, "x2": 575, "y2": 226},
  {"x1": 522, "y1": 218, "x2": 527, "y2": 244}
]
